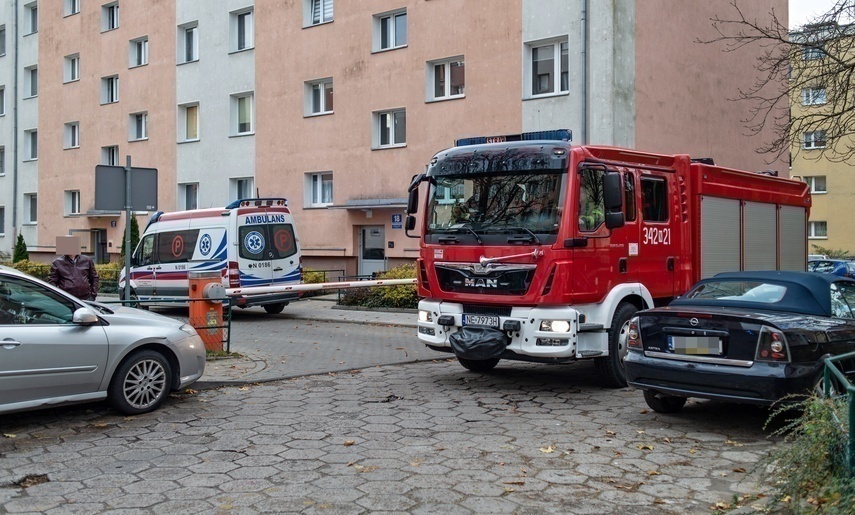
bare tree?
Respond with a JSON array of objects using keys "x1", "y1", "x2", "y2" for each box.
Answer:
[{"x1": 700, "y1": 1, "x2": 855, "y2": 163}]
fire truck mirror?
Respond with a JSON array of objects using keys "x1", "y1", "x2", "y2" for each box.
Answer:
[
  {"x1": 405, "y1": 215, "x2": 416, "y2": 231},
  {"x1": 605, "y1": 211, "x2": 625, "y2": 230},
  {"x1": 603, "y1": 172, "x2": 623, "y2": 212},
  {"x1": 407, "y1": 188, "x2": 419, "y2": 214}
]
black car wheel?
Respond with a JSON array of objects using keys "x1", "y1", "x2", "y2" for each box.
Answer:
[
  {"x1": 595, "y1": 302, "x2": 638, "y2": 388},
  {"x1": 263, "y1": 303, "x2": 287, "y2": 314},
  {"x1": 457, "y1": 357, "x2": 500, "y2": 372},
  {"x1": 643, "y1": 390, "x2": 687, "y2": 414},
  {"x1": 108, "y1": 350, "x2": 172, "y2": 415},
  {"x1": 120, "y1": 288, "x2": 148, "y2": 310}
]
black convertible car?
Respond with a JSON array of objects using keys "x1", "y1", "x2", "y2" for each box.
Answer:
[{"x1": 625, "y1": 271, "x2": 855, "y2": 413}]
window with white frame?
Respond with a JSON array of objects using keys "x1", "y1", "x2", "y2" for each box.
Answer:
[
  {"x1": 306, "y1": 0, "x2": 333, "y2": 26},
  {"x1": 180, "y1": 103, "x2": 199, "y2": 141},
  {"x1": 129, "y1": 112, "x2": 147, "y2": 141},
  {"x1": 428, "y1": 57, "x2": 464, "y2": 101},
  {"x1": 801, "y1": 87, "x2": 827, "y2": 106},
  {"x1": 24, "y1": 194, "x2": 37, "y2": 223},
  {"x1": 231, "y1": 92, "x2": 254, "y2": 135},
  {"x1": 181, "y1": 183, "x2": 198, "y2": 210},
  {"x1": 101, "y1": 145, "x2": 119, "y2": 165},
  {"x1": 231, "y1": 177, "x2": 254, "y2": 201},
  {"x1": 65, "y1": 190, "x2": 81, "y2": 215},
  {"x1": 64, "y1": 54, "x2": 80, "y2": 83},
  {"x1": 806, "y1": 176, "x2": 827, "y2": 194},
  {"x1": 374, "y1": 109, "x2": 406, "y2": 148},
  {"x1": 65, "y1": 0, "x2": 80, "y2": 16},
  {"x1": 64, "y1": 122, "x2": 80, "y2": 149},
  {"x1": 101, "y1": 75, "x2": 119, "y2": 104},
  {"x1": 0, "y1": 26, "x2": 5, "y2": 56},
  {"x1": 527, "y1": 39, "x2": 568, "y2": 97},
  {"x1": 306, "y1": 78, "x2": 333, "y2": 115},
  {"x1": 102, "y1": 2, "x2": 119, "y2": 31},
  {"x1": 0, "y1": 146, "x2": 4, "y2": 175},
  {"x1": 0, "y1": 206, "x2": 5, "y2": 236},
  {"x1": 307, "y1": 172, "x2": 333, "y2": 206},
  {"x1": 130, "y1": 37, "x2": 148, "y2": 67},
  {"x1": 809, "y1": 221, "x2": 827, "y2": 238},
  {"x1": 803, "y1": 130, "x2": 827, "y2": 149},
  {"x1": 231, "y1": 9, "x2": 253, "y2": 51},
  {"x1": 374, "y1": 9, "x2": 406, "y2": 51},
  {"x1": 25, "y1": 2, "x2": 38, "y2": 35},
  {"x1": 179, "y1": 22, "x2": 198, "y2": 63},
  {"x1": 803, "y1": 45, "x2": 824, "y2": 60},
  {"x1": 24, "y1": 130, "x2": 37, "y2": 160},
  {"x1": 0, "y1": 86, "x2": 4, "y2": 115},
  {"x1": 25, "y1": 66, "x2": 37, "y2": 98}
]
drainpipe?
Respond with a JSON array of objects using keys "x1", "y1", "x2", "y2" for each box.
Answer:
[
  {"x1": 580, "y1": 0, "x2": 588, "y2": 144},
  {"x1": 11, "y1": 0, "x2": 19, "y2": 240}
]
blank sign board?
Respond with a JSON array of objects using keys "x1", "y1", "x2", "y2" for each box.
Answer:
[{"x1": 94, "y1": 165, "x2": 158, "y2": 211}]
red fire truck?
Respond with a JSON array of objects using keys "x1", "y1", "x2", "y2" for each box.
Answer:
[{"x1": 404, "y1": 130, "x2": 810, "y2": 387}]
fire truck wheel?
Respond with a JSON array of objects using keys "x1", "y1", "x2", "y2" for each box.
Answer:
[
  {"x1": 595, "y1": 302, "x2": 638, "y2": 388},
  {"x1": 642, "y1": 390, "x2": 687, "y2": 414},
  {"x1": 457, "y1": 357, "x2": 500, "y2": 372},
  {"x1": 263, "y1": 303, "x2": 286, "y2": 314}
]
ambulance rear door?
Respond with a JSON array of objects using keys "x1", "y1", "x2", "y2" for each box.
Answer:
[{"x1": 235, "y1": 207, "x2": 299, "y2": 288}]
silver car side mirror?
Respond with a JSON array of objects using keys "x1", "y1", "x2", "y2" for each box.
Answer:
[{"x1": 73, "y1": 307, "x2": 99, "y2": 325}]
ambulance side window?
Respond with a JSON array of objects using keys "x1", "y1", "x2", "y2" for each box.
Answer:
[
  {"x1": 134, "y1": 235, "x2": 156, "y2": 266},
  {"x1": 157, "y1": 230, "x2": 199, "y2": 264},
  {"x1": 624, "y1": 173, "x2": 636, "y2": 222},
  {"x1": 641, "y1": 177, "x2": 668, "y2": 222}
]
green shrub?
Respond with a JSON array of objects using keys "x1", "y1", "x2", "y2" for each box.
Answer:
[
  {"x1": 760, "y1": 395, "x2": 855, "y2": 513},
  {"x1": 340, "y1": 264, "x2": 417, "y2": 309},
  {"x1": 13, "y1": 234, "x2": 29, "y2": 263},
  {"x1": 11, "y1": 260, "x2": 50, "y2": 280}
]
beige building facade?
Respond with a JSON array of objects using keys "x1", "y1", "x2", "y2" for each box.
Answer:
[{"x1": 4, "y1": 0, "x2": 787, "y2": 275}]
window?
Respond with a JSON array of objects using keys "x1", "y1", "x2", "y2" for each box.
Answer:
[
  {"x1": 180, "y1": 103, "x2": 199, "y2": 141},
  {"x1": 64, "y1": 122, "x2": 80, "y2": 149},
  {"x1": 65, "y1": 0, "x2": 80, "y2": 16},
  {"x1": 307, "y1": 172, "x2": 333, "y2": 206},
  {"x1": 803, "y1": 45, "x2": 824, "y2": 60},
  {"x1": 64, "y1": 54, "x2": 80, "y2": 83},
  {"x1": 65, "y1": 190, "x2": 81, "y2": 215},
  {"x1": 101, "y1": 75, "x2": 119, "y2": 104},
  {"x1": 806, "y1": 176, "x2": 826, "y2": 194},
  {"x1": 26, "y1": 3, "x2": 38, "y2": 35},
  {"x1": 0, "y1": 86, "x2": 4, "y2": 115},
  {"x1": 0, "y1": 146, "x2": 4, "y2": 175},
  {"x1": 231, "y1": 93, "x2": 253, "y2": 135},
  {"x1": 231, "y1": 177, "x2": 254, "y2": 201},
  {"x1": 179, "y1": 23, "x2": 198, "y2": 63},
  {"x1": 803, "y1": 130, "x2": 827, "y2": 149},
  {"x1": 306, "y1": 78, "x2": 333, "y2": 115},
  {"x1": 374, "y1": 10, "x2": 406, "y2": 51},
  {"x1": 0, "y1": 206, "x2": 5, "y2": 236},
  {"x1": 801, "y1": 87, "x2": 827, "y2": 106},
  {"x1": 641, "y1": 177, "x2": 668, "y2": 222},
  {"x1": 130, "y1": 37, "x2": 148, "y2": 67},
  {"x1": 24, "y1": 130, "x2": 37, "y2": 160},
  {"x1": 0, "y1": 26, "x2": 5, "y2": 56},
  {"x1": 102, "y1": 2, "x2": 119, "y2": 31},
  {"x1": 130, "y1": 112, "x2": 147, "y2": 141},
  {"x1": 101, "y1": 145, "x2": 119, "y2": 166},
  {"x1": 181, "y1": 183, "x2": 198, "y2": 210},
  {"x1": 24, "y1": 194, "x2": 37, "y2": 223},
  {"x1": 374, "y1": 109, "x2": 406, "y2": 148},
  {"x1": 623, "y1": 173, "x2": 636, "y2": 222},
  {"x1": 231, "y1": 9, "x2": 253, "y2": 51},
  {"x1": 528, "y1": 39, "x2": 569, "y2": 97},
  {"x1": 428, "y1": 57, "x2": 464, "y2": 101},
  {"x1": 307, "y1": 0, "x2": 333, "y2": 26},
  {"x1": 25, "y1": 66, "x2": 38, "y2": 98},
  {"x1": 809, "y1": 221, "x2": 827, "y2": 239}
]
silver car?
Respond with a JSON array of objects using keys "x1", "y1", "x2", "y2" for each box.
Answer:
[{"x1": 0, "y1": 265, "x2": 205, "y2": 415}]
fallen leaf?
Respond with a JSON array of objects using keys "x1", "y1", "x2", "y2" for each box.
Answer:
[
  {"x1": 3, "y1": 434, "x2": 15, "y2": 438},
  {"x1": 539, "y1": 445, "x2": 556, "y2": 453},
  {"x1": 185, "y1": 388, "x2": 198, "y2": 394},
  {"x1": 732, "y1": 467, "x2": 746, "y2": 473},
  {"x1": 343, "y1": 440, "x2": 355, "y2": 447},
  {"x1": 664, "y1": 437, "x2": 671, "y2": 443},
  {"x1": 640, "y1": 409, "x2": 649, "y2": 414},
  {"x1": 636, "y1": 444, "x2": 654, "y2": 451},
  {"x1": 503, "y1": 487, "x2": 515, "y2": 493},
  {"x1": 606, "y1": 430, "x2": 616, "y2": 436},
  {"x1": 238, "y1": 386, "x2": 250, "y2": 391},
  {"x1": 689, "y1": 449, "x2": 697, "y2": 454},
  {"x1": 503, "y1": 481, "x2": 525, "y2": 485},
  {"x1": 653, "y1": 499, "x2": 666, "y2": 504},
  {"x1": 636, "y1": 430, "x2": 646, "y2": 435},
  {"x1": 614, "y1": 451, "x2": 623, "y2": 457},
  {"x1": 712, "y1": 501, "x2": 731, "y2": 509},
  {"x1": 647, "y1": 470, "x2": 660, "y2": 476},
  {"x1": 725, "y1": 440, "x2": 744, "y2": 447},
  {"x1": 719, "y1": 472, "x2": 728, "y2": 477}
]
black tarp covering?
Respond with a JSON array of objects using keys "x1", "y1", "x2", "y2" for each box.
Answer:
[{"x1": 449, "y1": 326, "x2": 509, "y2": 360}]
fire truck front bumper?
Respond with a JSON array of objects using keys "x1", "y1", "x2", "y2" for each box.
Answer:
[{"x1": 417, "y1": 299, "x2": 598, "y2": 361}]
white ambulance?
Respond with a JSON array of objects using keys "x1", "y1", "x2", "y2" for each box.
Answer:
[{"x1": 119, "y1": 198, "x2": 302, "y2": 313}]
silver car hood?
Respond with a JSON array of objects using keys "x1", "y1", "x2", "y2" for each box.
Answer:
[{"x1": 87, "y1": 302, "x2": 186, "y2": 330}]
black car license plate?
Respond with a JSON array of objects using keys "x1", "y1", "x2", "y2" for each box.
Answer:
[
  {"x1": 669, "y1": 335, "x2": 722, "y2": 355},
  {"x1": 463, "y1": 314, "x2": 500, "y2": 328}
]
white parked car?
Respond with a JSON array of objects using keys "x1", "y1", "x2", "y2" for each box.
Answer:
[{"x1": 0, "y1": 265, "x2": 205, "y2": 415}]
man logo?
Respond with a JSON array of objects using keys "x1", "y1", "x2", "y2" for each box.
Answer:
[{"x1": 465, "y1": 278, "x2": 498, "y2": 288}]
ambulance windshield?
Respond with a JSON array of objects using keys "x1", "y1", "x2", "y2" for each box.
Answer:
[{"x1": 425, "y1": 171, "x2": 565, "y2": 242}]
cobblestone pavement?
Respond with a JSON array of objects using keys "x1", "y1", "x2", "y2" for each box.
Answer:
[{"x1": 0, "y1": 359, "x2": 778, "y2": 514}]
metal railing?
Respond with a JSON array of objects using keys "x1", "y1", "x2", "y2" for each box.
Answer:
[{"x1": 822, "y1": 351, "x2": 855, "y2": 472}]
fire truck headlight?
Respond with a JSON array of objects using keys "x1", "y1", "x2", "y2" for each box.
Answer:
[
  {"x1": 418, "y1": 310, "x2": 433, "y2": 323},
  {"x1": 540, "y1": 320, "x2": 571, "y2": 333}
]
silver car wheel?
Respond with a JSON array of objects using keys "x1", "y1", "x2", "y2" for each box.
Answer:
[{"x1": 123, "y1": 357, "x2": 168, "y2": 410}]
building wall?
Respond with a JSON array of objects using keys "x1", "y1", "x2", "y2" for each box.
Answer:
[
  {"x1": 0, "y1": 1, "x2": 15, "y2": 255},
  {"x1": 15, "y1": 0, "x2": 39, "y2": 254}
]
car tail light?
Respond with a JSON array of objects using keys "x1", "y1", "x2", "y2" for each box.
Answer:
[
  {"x1": 228, "y1": 261, "x2": 241, "y2": 288},
  {"x1": 627, "y1": 317, "x2": 643, "y2": 350},
  {"x1": 755, "y1": 326, "x2": 790, "y2": 362}
]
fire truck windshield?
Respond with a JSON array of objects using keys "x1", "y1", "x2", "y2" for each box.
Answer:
[{"x1": 426, "y1": 171, "x2": 565, "y2": 243}]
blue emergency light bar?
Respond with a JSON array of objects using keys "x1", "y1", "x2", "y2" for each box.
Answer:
[
  {"x1": 225, "y1": 197, "x2": 288, "y2": 209},
  {"x1": 455, "y1": 129, "x2": 572, "y2": 147}
]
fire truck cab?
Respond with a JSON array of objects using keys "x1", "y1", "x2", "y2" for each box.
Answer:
[{"x1": 406, "y1": 130, "x2": 810, "y2": 387}]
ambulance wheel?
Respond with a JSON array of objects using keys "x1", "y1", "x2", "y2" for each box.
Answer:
[
  {"x1": 263, "y1": 303, "x2": 286, "y2": 314},
  {"x1": 457, "y1": 357, "x2": 500, "y2": 372},
  {"x1": 595, "y1": 302, "x2": 638, "y2": 388},
  {"x1": 121, "y1": 288, "x2": 148, "y2": 310},
  {"x1": 643, "y1": 390, "x2": 687, "y2": 414}
]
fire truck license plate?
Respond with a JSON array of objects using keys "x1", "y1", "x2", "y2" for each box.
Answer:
[
  {"x1": 669, "y1": 335, "x2": 722, "y2": 355},
  {"x1": 463, "y1": 314, "x2": 500, "y2": 328}
]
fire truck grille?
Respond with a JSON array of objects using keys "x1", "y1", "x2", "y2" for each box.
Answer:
[
  {"x1": 435, "y1": 265, "x2": 535, "y2": 296},
  {"x1": 462, "y1": 305, "x2": 513, "y2": 317}
]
